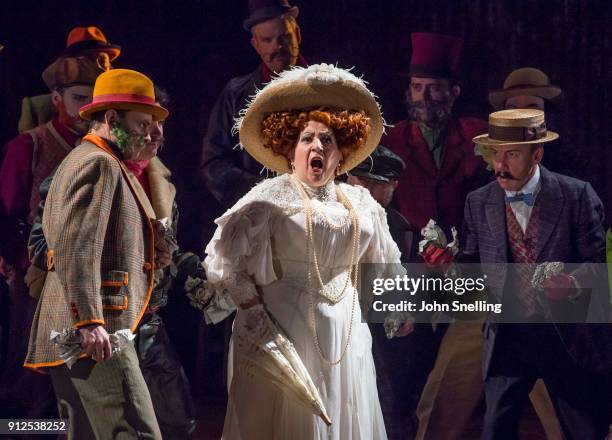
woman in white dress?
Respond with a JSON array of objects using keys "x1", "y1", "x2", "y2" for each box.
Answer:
[{"x1": 204, "y1": 64, "x2": 403, "y2": 439}]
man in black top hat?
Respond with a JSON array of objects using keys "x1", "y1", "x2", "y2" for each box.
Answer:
[{"x1": 198, "y1": 0, "x2": 307, "y2": 209}]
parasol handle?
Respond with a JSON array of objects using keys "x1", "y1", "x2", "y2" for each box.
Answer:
[{"x1": 319, "y1": 412, "x2": 332, "y2": 426}]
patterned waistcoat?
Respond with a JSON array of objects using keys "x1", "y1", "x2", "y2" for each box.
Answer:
[
  {"x1": 505, "y1": 203, "x2": 540, "y2": 317},
  {"x1": 27, "y1": 121, "x2": 74, "y2": 224}
]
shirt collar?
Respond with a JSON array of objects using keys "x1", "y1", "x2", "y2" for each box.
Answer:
[{"x1": 504, "y1": 164, "x2": 541, "y2": 197}]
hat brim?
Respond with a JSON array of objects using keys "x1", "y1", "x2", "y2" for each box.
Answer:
[
  {"x1": 488, "y1": 85, "x2": 562, "y2": 110},
  {"x1": 80, "y1": 99, "x2": 168, "y2": 121},
  {"x1": 243, "y1": 5, "x2": 299, "y2": 31},
  {"x1": 348, "y1": 170, "x2": 391, "y2": 183},
  {"x1": 239, "y1": 68, "x2": 383, "y2": 175},
  {"x1": 472, "y1": 130, "x2": 559, "y2": 147},
  {"x1": 64, "y1": 43, "x2": 121, "y2": 62}
]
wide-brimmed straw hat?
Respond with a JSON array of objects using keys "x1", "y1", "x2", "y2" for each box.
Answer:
[
  {"x1": 79, "y1": 69, "x2": 168, "y2": 121},
  {"x1": 472, "y1": 109, "x2": 558, "y2": 147},
  {"x1": 237, "y1": 63, "x2": 384, "y2": 174},
  {"x1": 488, "y1": 67, "x2": 562, "y2": 110}
]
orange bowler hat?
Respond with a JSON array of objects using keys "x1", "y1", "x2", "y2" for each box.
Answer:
[
  {"x1": 64, "y1": 26, "x2": 121, "y2": 61},
  {"x1": 79, "y1": 69, "x2": 169, "y2": 121}
]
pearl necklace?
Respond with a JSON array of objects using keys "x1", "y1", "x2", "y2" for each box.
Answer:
[{"x1": 291, "y1": 175, "x2": 360, "y2": 366}]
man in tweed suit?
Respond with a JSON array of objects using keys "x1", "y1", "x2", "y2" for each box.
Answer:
[
  {"x1": 423, "y1": 108, "x2": 611, "y2": 439},
  {"x1": 25, "y1": 68, "x2": 169, "y2": 439}
]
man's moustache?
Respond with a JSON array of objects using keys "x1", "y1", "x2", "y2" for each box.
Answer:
[{"x1": 495, "y1": 171, "x2": 517, "y2": 180}]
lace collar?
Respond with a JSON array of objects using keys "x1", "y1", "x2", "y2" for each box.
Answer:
[{"x1": 296, "y1": 177, "x2": 337, "y2": 203}]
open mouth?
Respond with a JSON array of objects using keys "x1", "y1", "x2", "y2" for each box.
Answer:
[{"x1": 310, "y1": 156, "x2": 325, "y2": 173}]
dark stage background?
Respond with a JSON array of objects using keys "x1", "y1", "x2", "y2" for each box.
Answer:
[{"x1": 1, "y1": 0, "x2": 611, "y2": 396}]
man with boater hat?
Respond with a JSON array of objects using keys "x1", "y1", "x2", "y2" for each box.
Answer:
[
  {"x1": 0, "y1": 56, "x2": 102, "y2": 418},
  {"x1": 18, "y1": 26, "x2": 120, "y2": 133},
  {"x1": 24, "y1": 68, "x2": 169, "y2": 439},
  {"x1": 198, "y1": 0, "x2": 307, "y2": 209},
  {"x1": 423, "y1": 108, "x2": 611, "y2": 439}
]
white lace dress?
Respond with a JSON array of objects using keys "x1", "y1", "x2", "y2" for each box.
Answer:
[{"x1": 204, "y1": 173, "x2": 402, "y2": 440}]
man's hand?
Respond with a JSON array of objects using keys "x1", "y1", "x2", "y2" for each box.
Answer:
[
  {"x1": 79, "y1": 324, "x2": 112, "y2": 362},
  {"x1": 543, "y1": 273, "x2": 578, "y2": 301},
  {"x1": 421, "y1": 243, "x2": 454, "y2": 266},
  {"x1": 395, "y1": 321, "x2": 415, "y2": 337}
]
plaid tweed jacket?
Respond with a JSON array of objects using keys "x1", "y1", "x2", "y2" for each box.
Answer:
[
  {"x1": 25, "y1": 135, "x2": 155, "y2": 368},
  {"x1": 461, "y1": 166, "x2": 610, "y2": 376}
]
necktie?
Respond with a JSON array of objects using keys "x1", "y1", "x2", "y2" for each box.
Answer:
[{"x1": 505, "y1": 192, "x2": 535, "y2": 206}]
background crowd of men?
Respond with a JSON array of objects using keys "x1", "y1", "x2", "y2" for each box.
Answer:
[{"x1": 0, "y1": 0, "x2": 610, "y2": 438}]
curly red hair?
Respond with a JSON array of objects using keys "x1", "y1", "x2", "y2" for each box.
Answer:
[{"x1": 261, "y1": 108, "x2": 370, "y2": 166}]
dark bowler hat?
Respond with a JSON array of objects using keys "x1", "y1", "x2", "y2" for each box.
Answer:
[
  {"x1": 408, "y1": 32, "x2": 463, "y2": 79},
  {"x1": 243, "y1": 0, "x2": 299, "y2": 31},
  {"x1": 350, "y1": 145, "x2": 406, "y2": 183}
]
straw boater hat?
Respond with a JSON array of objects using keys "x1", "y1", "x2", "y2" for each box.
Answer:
[
  {"x1": 237, "y1": 63, "x2": 384, "y2": 174},
  {"x1": 488, "y1": 67, "x2": 562, "y2": 110},
  {"x1": 79, "y1": 69, "x2": 168, "y2": 121},
  {"x1": 472, "y1": 109, "x2": 558, "y2": 147}
]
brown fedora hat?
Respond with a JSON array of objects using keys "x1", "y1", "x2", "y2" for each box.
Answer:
[{"x1": 489, "y1": 67, "x2": 562, "y2": 110}]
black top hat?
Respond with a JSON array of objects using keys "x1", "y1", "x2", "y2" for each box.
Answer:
[
  {"x1": 349, "y1": 145, "x2": 406, "y2": 183},
  {"x1": 243, "y1": 0, "x2": 299, "y2": 31}
]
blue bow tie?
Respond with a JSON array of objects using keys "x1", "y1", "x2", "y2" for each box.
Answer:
[{"x1": 505, "y1": 192, "x2": 536, "y2": 206}]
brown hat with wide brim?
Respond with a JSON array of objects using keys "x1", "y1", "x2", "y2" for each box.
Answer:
[
  {"x1": 473, "y1": 109, "x2": 558, "y2": 147},
  {"x1": 489, "y1": 67, "x2": 562, "y2": 110},
  {"x1": 237, "y1": 64, "x2": 384, "y2": 174}
]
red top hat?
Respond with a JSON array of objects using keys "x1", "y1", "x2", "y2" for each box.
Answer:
[{"x1": 409, "y1": 32, "x2": 463, "y2": 79}]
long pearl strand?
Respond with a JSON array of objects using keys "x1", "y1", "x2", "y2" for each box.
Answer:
[{"x1": 291, "y1": 175, "x2": 361, "y2": 366}]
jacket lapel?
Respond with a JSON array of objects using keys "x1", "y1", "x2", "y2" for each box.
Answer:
[
  {"x1": 405, "y1": 122, "x2": 439, "y2": 178},
  {"x1": 485, "y1": 183, "x2": 508, "y2": 260},
  {"x1": 535, "y1": 166, "x2": 563, "y2": 260},
  {"x1": 438, "y1": 119, "x2": 466, "y2": 181},
  {"x1": 82, "y1": 134, "x2": 156, "y2": 221}
]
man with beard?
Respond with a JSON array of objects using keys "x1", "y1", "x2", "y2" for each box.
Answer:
[
  {"x1": 384, "y1": 32, "x2": 490, "y2": 235},
  {"x1": 26, "y1": 87, "x2": 199, "y2": 438},
  {"x1": 383, "y1": 33, "x2": 490, "y2": 440},
  {"x1": 0, "y1": 56, "x2": 102, "y2": 418},
  {"x1": 18, "y1": 26, "x2": 120, "y2": 133},
  {"x1": 198, "y1": 0, "x2": 307, "y2": 208},
  {"x1": 24, "y1": 68, "x2": 168, "y2": 439}
]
